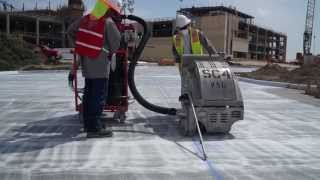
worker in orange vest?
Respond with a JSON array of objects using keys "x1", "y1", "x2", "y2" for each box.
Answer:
[
  {"x1": 67, "y1": 0, "x2": 122, "y2": 138},
  {"x1": 172, "y1": 14, "x2": 217, "y2": 102}
]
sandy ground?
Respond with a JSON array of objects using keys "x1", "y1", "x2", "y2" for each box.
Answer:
[
  {"x1": 0, "y1": 66, "x2": 320, "y2": 180},
  {"x1": 232, "y1": 60, "x2": 299, "y2": 70}
]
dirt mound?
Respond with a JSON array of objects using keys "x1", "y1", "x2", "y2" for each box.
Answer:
[
  {"x1": 241, "y1": 64, "x2": 289, "y2": 81},
  {"x1": 0, "y1": 35, "x2": 41, "y2": 71},
  {"x1": 241, "y1": 63, "x2": 320, "y2": 84},
  {"x1": 239, "y1": 63, "x2": 320, "y2": 98},
  {"x1": 158, "y1": 58, "x2": 175, "y2": 66},
  {"x1": 282, "y1": 64, "x2": 320, "y2": 84},
  {"x1": 252, "y1": 64, "x2": 289, "y2": 76},
  {"x1": 20, "y1": 63, "x2": 71, "y2": 71}
]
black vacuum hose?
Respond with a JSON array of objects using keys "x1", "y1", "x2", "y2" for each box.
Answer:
[{"x1": 125, "y1": 15, "x2": 177, "y2": 115}]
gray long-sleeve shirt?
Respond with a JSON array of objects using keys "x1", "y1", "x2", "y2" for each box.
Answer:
[
  {"x1": 67, "y1": 17, "x2": 121, "y2": 79},
  {"x1": 172, "y1": 29, "x2": 217, "y2": 63}
]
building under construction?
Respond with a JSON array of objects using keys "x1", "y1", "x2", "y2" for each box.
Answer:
[
  {"x1": 0, "y1": 0, "x2": 84, "y2": 48},
  {"x1": 143, "y1": 6, "x2": 287, "y2": 62},
  {"x1": 0, "y1": 3, "x2": 287, "y2": 62}
]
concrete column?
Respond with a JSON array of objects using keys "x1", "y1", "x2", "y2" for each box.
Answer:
[
  {"x1": 224, "y1": 13, "x2": 228, "y2": 54},
  {"x1": 61, "y1": 22, "x2": 66, "y2": 48},
  {"x1": 248, "y1": 25, "x2": 251, "y2": 59},
  {"x1": 256, "y1": 27, "x2": 259, "y2": 60},
  {"x1": 6, "y1": 13, "x2": 10, "y2": 36},
  {"x1": 284, "y1": 36, "x2": 287, "y2": 61},
  {"x1": 36, "y1": 18, "x2": 40, "y2": 45},
  {"x1": 148, "y1": 22, "x2": 153, "y2": 37},
  {"x1": 171, "y1": 20, "x2": 175, "y2": 34}
]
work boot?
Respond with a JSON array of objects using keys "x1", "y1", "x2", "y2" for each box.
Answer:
[
  {"x1": 87, "y1": 129, "x2": 113, "y2": 138},
  {"x1": 80, "y1": 127, "x2": 87, "y2": 133}
]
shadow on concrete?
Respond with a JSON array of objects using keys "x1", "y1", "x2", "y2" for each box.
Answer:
[
  {"x1": 123, "y1": 115, "x2": 235, "y2": 160},
  {"x1": 0, "y1": 114, "x2": 234, "y2": 157},
  {"x1": 120, "y1": 115, "x2": 235, "y2": 142},
  {"x1": 0, "y1": 114, "x2": 84, "y2": 154}
]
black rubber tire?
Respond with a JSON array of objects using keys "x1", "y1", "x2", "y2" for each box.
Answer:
[{"x1": 119, "y1": 112, "x2": 126, "y2": 123}]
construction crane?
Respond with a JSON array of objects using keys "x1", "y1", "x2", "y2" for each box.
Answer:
[
  {"x1": 122, "y1": 0, "x2": 135, "y2": 14},
  {"x1": 0, "y1": 0, "x2": 15, "y2": 12},
  {"x1": 303, "y1": 0, "x2": 316, "y2": 55}
]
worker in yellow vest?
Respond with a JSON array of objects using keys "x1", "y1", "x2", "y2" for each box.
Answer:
[{"x1": 172, "y1": 14, "x2": 217, "y2": 102}]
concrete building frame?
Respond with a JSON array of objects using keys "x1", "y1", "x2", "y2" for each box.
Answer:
[{"x1": 142, "y1": 6, "x2": 287, "y2": 62}]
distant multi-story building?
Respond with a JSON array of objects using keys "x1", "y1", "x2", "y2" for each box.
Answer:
[
  {"x1": 0, "y1": 0, "x2": 84, "y2": 47},
  {"x1": 0, "y1": 4, "x2": 288, "y2": 61},
  {"x1": 142, "y1": 6, "x2": 287, "y2": 62}
]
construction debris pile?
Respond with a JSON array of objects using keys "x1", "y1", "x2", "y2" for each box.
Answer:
[
  {"x1": 246, "y1": 64, "x2": 289, "y2": 81},
  {"x1": 282, "y1": 64, "x2": 320, "y2": 84},
  {"x1": 240, "y1": 63, "x2": 320, "y2": 98},
  {"x1": 242, "y1": 64, "x2": 320, "y2": 83},
  {"x1": 0, "y1": 35, "x2": 41, "y2": 71},
  {"x1": 158, "y1": 58, "x2": 176, "y2": 66}
]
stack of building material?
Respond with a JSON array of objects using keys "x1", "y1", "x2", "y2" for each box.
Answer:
[{"x1": 158, "y1": 58, "x2": 175, "y2": 66}]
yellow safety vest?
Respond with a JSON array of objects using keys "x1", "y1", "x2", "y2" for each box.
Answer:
[{"x1": 173, "y1": 28, "x2": 203, "y2": 57}]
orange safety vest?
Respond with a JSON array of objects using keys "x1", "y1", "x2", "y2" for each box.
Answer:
[{"x1": 75, "y1": 15, "x2": 106, "y2": 59}]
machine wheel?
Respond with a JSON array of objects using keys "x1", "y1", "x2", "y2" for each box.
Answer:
[
  {"x1": 179, "y1": 118, "x2": 188, "y2": 136},
  {"x1": 178, "y1": 103, "x2": 196, "y2": 136},
  {"x1": 119, "y1": 112, "x2": 126, "y2": 123},
  {"x1": 179, "y1": 117, "x2": 196, "y2": 136},
  {"x1": 79, "y1": 111, "x2": 84, "y2": 124},
  {"x1": 78, "y1": 111, "x2": 86, "y2": 132},
  {"x1": 222, "y1": 126, "x2": 231, "y2": 134},
  {"x1": 113, "y1": 111, "x2": 126, "y2": 123}
]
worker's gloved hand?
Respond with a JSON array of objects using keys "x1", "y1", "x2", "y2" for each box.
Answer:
[
  {"x1": 111, "y1": 53, "x2": 117, "y2": 72},
  {"x1": 179, "y1": 94, "x2": 189, "y2": 102}
]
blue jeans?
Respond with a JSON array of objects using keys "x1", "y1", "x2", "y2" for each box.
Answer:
[{"x1": 83, "y1": 78, "x2": 108, "y2": 132}]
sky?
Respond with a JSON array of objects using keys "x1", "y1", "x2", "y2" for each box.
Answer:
[{"x1": 6, "y1": 0, "x2": 320, "y2": 60}]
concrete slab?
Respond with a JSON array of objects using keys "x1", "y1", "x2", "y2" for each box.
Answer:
[{"x1": 0, "y1": 66, "x2": 320, "y2": 180}]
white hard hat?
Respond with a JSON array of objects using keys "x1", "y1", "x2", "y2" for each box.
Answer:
[
  {"x1": 106, "y1": 0, "x2": 122, "y2": 14},
  {"x1": 176, "y1": 14, "x2": 191, "y2": 29}
]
